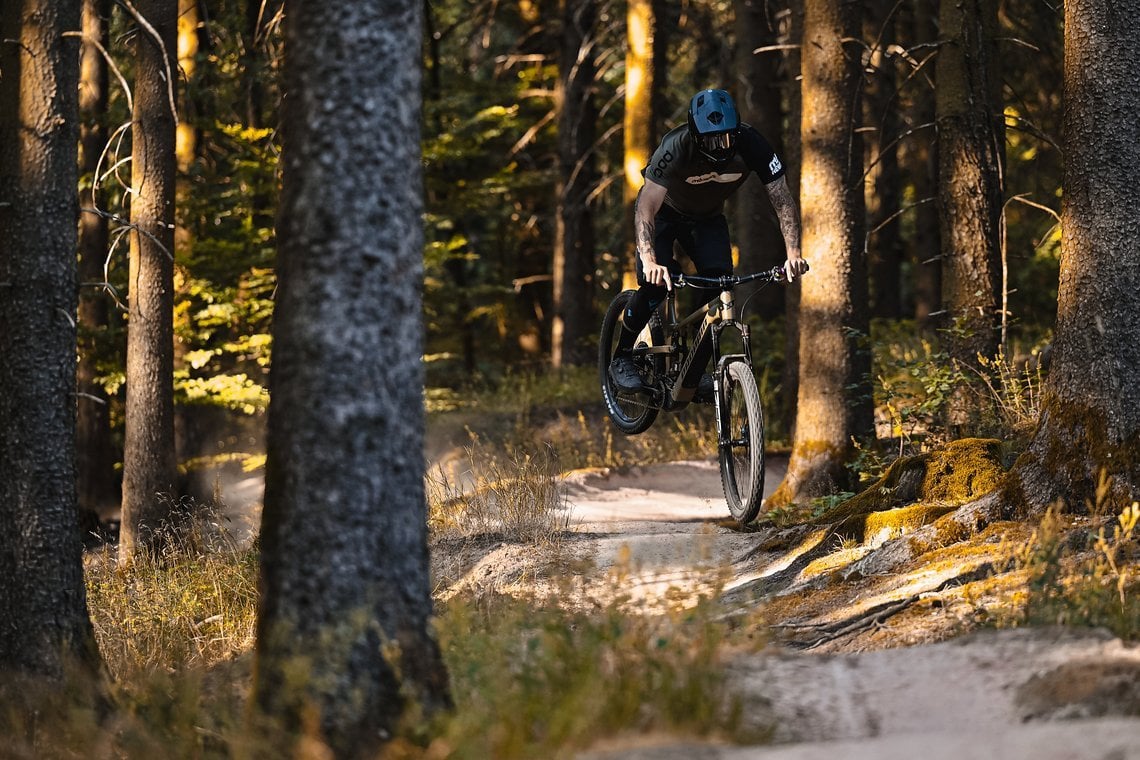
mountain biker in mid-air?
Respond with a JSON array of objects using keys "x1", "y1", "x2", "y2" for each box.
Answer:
[{"x1": 608, "y1": 88, "x2": 808, "y2": 396}]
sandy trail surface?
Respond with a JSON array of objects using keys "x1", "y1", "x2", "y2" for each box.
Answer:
[
  {"x1": 221, "y1": 452, "x2": 1140, "y2": 759},
  {"x1": 456, "y1": 458, "x2": 1140, "y2": 760}
]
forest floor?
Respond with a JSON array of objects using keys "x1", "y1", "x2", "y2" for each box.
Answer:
[
  {"x1": 202, "y1": 409, "x2": 1140, "y2": 758},
  {"x1": 425, "y1": 454, "x2": 1140, "y2": 759}
]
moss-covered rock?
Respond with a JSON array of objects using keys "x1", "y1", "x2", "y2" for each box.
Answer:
[
  {"x1": 814, "y1": 438, "x2": 1008, "y2": 526},
  {"x1": 833, "y1": 503, "x2": 959, "y2": 546}
]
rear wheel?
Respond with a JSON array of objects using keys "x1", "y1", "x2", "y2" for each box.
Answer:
[
  {"x1": 717, "y1": 361, "x2": 765, "y2": 523},
  {"x1": 599, "y1": 290, "x2": 661, "y2": 435}
]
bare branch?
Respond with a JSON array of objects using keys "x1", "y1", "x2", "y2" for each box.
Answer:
[
  {"x1": 859, "y1": 122, "x2": 936, "y2": 183},
  {"x1": 867, "y1": 197, "x2": 935, "y2": 237},
  {"x1": 62, "y1": 31, "x2": 133, "y2": 111},
  {"x1": 751, "y1": 43, "x2": 800, "y2": 55},
  {"x1": 508, "y1": 108, "x2": 556, "y2": 157},
  {"x1": 1006, "y1": 193, "x2": 1060, "y2": 224}
]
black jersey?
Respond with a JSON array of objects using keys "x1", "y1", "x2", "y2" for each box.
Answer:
[{"x1": 642, "y1": 123, "x2": 786, "y2": 218}]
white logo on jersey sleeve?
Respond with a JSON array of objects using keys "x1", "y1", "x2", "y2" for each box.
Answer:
[{"x1": 769, "y1": 155, "x2": 783, "y2": 175}]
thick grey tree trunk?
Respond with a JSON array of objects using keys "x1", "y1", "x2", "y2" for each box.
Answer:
[
  {"x1": 119, "y1": 0, "x2": 179, "y2": 560},
  {"x1": 1008, "y1": 0, "x2": 1140, "y2": 515},
  {"x1": 0, "y1": 0, "x2": 102, "y2": 681},
  {"x1": 769, "y1": 0, "x2": 871, "y2": 507},
  {"x1": 253, "y1": 1, "x2": 450, "y2": 755}
]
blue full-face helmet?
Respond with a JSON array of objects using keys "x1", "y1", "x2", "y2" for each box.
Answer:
[{"x1": 687, "y1": 89, "x2": 740, "y2": 164}]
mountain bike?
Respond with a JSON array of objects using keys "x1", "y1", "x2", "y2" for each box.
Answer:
[{"x1": 598, "y1": 265, "x2": 799, "y2": 524}]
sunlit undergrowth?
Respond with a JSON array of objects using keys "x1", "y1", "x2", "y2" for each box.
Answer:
[
  {"x1": 85, "y1": 507, "x2": 259, "y2": 682},
  {"x1": 869, "y1": 320, "x2": 1050, "y2": 470},
  {"x1": 1013, "y1": 503, "x2": 1140, "y2": 639},
  {"x1": 425, "y1": 324, "x2": 1050, "y2": 491},
  {"x1": 427, "y1": 442, "x2": 571, "y2": 543},
  {"x1": 428, "y1": 365, "x2": 720, "y2": 477},
  {"x1": 4, "y1": 520, "x2": 751, "y2": 757},
  {"x1": 413, "y1": 591, "x2": 748, "y2": 759}
]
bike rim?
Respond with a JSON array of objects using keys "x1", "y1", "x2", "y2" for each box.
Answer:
[{"x1": 727, "y1": 379, "x2": 755, "y2": 495}]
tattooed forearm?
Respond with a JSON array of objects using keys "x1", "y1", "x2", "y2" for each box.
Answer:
[
  {"x1": 767, "y1": 177, "x2": 802, "y2": 258},
  {"x1": 636, "y1": 219, "x2": 655, "y2": 259}
]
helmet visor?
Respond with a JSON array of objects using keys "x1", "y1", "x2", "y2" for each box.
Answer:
[{"x1": 697, "y1": 130, "x2": 736, "y2": 160}]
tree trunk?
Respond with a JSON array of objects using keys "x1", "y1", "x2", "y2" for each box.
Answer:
[
  {"x1": 734, "y1": 0, "x2": 788, "y2": 320},
  {"x1": 1007, "y1": 0, "x2": 1140, "y2": 515},
  {"x1": 0, "y1": 0, "x2": 102, "y2": 682},
  {"x1": 242, "y1": 0, "x2": 267, "y2": 129},
  {"x1": 866, "y1": 0, "x2": 902, "y2": 319},
  {"x1": 781, "y1": 0, "x2": 803, "y2": 438},
  {"x1": 551, "y1": 0, "x2": 597, "y2": 367},
  {"x1": 769, "y1": 0, "x2": 871, "y2": 507},
  {"x1": 909, "y1": 0, "x2": 941, "y2": 328},
  {"x1": 172, "y1": 0, "x2": 199, "y2": 477},
  {"x1": 622, "y1": 0, "x2": 662, "y2": 284},
  {"x1": 936, "y1": 0, "x2": 1003, "y2": 432},
  {"x1": 253, "y1": 0, "x2": 450, "y2": 754},
  {"x1": 119, "y1": 0, "x2": 179, "y2": 561},
  {"x1": 77, "y1": 0, "x2": 120, "y2": 522}
]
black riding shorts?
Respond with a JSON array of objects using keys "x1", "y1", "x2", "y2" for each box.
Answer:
[{"x1": 635, "y1": 205, "x2": 733, "y2": 289}]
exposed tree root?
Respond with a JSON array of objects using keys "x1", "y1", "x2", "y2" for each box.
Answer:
[{"x1": 774, "y1": 563, "x2": 997, "y2": 650}]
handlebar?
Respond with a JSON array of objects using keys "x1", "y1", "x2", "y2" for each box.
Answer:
[{"x1": 673, "y1": 262, "x2": 809, "y2": 290}]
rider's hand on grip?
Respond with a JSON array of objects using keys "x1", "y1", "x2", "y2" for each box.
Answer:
[{"x1": 783, "y1": 257, "x2": 810, "y2": 282}]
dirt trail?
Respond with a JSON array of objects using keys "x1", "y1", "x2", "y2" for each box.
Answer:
[
  {"x1": 433, "y1": 458, "x2": 1140, "y2": 760},
  {"x1": 217, "y1": 449, "x2": 1140, "y2": 758}
]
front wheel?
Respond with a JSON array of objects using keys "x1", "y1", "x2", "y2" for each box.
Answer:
[
  {"x1": 717, "y1": 361, "x2": 766, "y2": 524},
  {"x1": 599, "y1": 290, "x2": 660, "y2": 435}
]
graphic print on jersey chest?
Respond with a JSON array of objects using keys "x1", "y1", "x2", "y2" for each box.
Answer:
[{"x1": 685, "y1": 171, "x2": 744, "y2": 185}]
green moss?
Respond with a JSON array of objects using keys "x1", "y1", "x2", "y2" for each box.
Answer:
[
  {"x1": 921, "y1": 438, "x2": 1007, "y2": 501},
  {"x1": 1008, "y1": 395, "x2": 1140, "y2": 517},
  {"x1": 813, "y1": 438, "x2": 1007, "y2": 525},
  {"x1": 831, "y1": 503, "x2": 958, "y2": 544}
]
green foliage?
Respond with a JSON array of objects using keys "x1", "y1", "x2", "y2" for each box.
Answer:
[
  {"x1": 872, "y1": 320, "x2": 964, "y2": 445},
  {"x1": 429, "y1": 591, "x2": 742, "y2": 758},
  {"x1": 175, "y1": 121, "x2": 277, "y2": 414},
  {"x1": 870, "y1": 320, "x2": 1050, "y2": 455},
  {"x1": 1017, "y1": 504, "x2": 1140, "y2": 640}
]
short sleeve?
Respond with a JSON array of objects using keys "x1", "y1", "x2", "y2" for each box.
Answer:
[
  {"x1": 642, "y1": 126, "x2": 688, "y2": 187},
  {"x1": 739, "y1": 124, "x2": 787, "y2": 184}
]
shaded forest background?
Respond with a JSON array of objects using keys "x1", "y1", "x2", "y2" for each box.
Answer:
[
  {"x1": 66, "y1": 0, "x2": 1064, "y2": 517},
  {"x1": 7, "y1": 0, "x2": 1140, "y2": 754}
]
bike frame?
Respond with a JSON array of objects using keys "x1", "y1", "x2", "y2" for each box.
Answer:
[{"x1": 632, "y1": 266, "x2": 784, "y2": 411}]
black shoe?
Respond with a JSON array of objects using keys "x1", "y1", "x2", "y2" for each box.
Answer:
[
  {"x1": 608, "y1": 355, "x2": 646, "y2": 392},
  {"x1": 694, "y1": 372, "x2": 715, "y2": 403}
]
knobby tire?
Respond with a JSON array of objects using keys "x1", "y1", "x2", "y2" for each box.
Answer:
[{"x1": 718, "y1": 361, "x2": 765, "y2": 524}]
